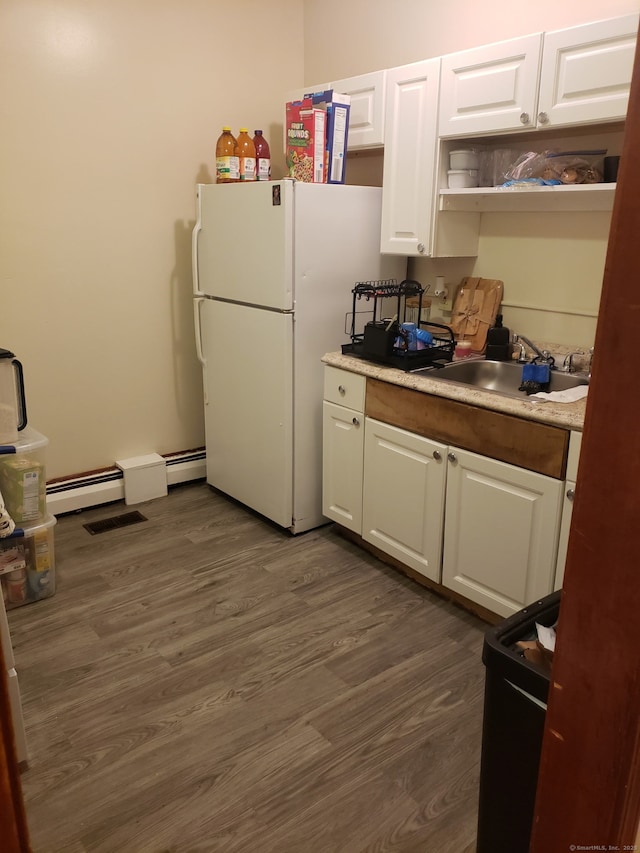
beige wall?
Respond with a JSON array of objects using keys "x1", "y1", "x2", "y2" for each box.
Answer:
[
  {"x1": 304, "y1": 0, "x2": 638, "y2": 349},
  {"x1": 303, "y1": 0, "x2": 639, "y2": 81},
  {"x1": 0, "y1": 0, "x2": 303, "y2": 479},
  {"x1": 2, "y1": 1, "x2": 635, "y2": 480}
]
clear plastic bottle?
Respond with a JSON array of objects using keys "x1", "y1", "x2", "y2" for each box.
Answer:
[
  {"x1": 253, "y1": 130, "x2": 271, "y2": 181},
  {"x1": 215, "y1": 127, "x2": 239, "y2": 183},
  {"x1": 235, "y1": 128, "x2": 256, "y2": 182}
]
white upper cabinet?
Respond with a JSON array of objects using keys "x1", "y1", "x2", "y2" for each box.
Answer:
[
  {"x1": 439, "y1": 15, "x2": 639, "y2": 137},
  {"x1": 380, "y1": 58, "x2": 440, "y2": 255},
  {"x1": 538, "y1": 14, "x2": 639, "y2": 128},
  {"x1": 439, "y1": 34, "x2": 542, "y2": 137},
  {"x1": 331, "y1": 71, "x2": 386, "y2": 149}
]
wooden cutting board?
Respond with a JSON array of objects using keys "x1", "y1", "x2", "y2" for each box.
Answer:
[{"x1": 449, "y1": 277, "x2": 504, "y2": 353}]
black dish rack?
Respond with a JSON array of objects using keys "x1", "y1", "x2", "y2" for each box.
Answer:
[{"x1": 342, "y1": 279, "x2": 455, "y2": 371}]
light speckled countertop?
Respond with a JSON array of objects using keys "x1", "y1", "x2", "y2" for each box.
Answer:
[{"x1": 322, "y1": 352, "x2": 586, "y2": 432}]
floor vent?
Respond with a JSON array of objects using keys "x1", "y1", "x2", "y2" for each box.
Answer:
[{"x1": 83, "y1": 511, "x2": 148, "y2": 535}]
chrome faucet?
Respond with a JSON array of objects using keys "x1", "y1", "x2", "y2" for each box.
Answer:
[
  {"x1": 562, "y1": 351, "x2": 584, "y2": 373},
  {"x1": 562, "y1": 346, "x2": 594, "y2": 375},
  {"x1": 513, "y1": 334, "x2": 551, "y2": 363}
]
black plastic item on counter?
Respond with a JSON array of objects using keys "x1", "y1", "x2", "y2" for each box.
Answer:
[
  {"x1": 476, "y1": 590, "x2": 561, "y2": 853},
  {"x1": 603, "y1": 155, "x2": 620, "y2": 182},
  {"x1": 485, "y1": 314, "x2": 511, "y2": 361}
]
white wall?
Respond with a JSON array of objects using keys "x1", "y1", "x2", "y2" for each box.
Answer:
[
  {"x1": 303, "y1": 0, "x2": 639, "y2": 81},
  {"x1": 304, "y1": 0, "x2": 638, "y2": 349},
  {"x1": 0, "y1": 0, "x2": 303, "y2": 479}
]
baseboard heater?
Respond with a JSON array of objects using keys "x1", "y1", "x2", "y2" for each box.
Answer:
[{"x1": 46, "y1": 449, "x2": 206, "y2": 516}]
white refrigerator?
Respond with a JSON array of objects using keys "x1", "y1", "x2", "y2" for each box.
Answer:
[{"x1": 192, "y1": 180, "x2": 406, "y2": 533}]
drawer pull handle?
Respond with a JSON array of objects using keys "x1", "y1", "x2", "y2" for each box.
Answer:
[
  {"x1": 352, "y1": 417, "x2": 360, "y2": 427},
  {"x1": 520, "y1": 112, "x2": 530, "y2": 125},
  {"x1": 433, "y1": 450, "x2": 442, "y2": 461},
  {"x1": 537, "y1": 111, "x2": 549, "y2": 124},
  {"x1": 338, "y1": 385, "x2": 346, "y2": 395},
  {"x1": 447, "y1": 452, "x2": 457, "y2": 463},
  {"x1": 566, "y1": 488, "x2": 575, "y2": 501}
]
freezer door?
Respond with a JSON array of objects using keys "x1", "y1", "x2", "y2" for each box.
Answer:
[
  {"x1": 290, "y1": 184, "x2": 407, "y2": 532},
  {"x1": 200, "y1": 299, "x2": 293, "y2": 529},
  {"x1": 196, "y1": 181, "x2": 293, "y2": 310}
]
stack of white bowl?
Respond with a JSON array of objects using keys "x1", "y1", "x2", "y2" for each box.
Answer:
[{"x1": 448, "y1": 150, "x2": 479, "y2": 188}]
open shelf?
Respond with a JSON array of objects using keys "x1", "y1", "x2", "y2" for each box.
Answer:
[{"x1": 439, "y1": 183, "x2": 616, "y2": 213}]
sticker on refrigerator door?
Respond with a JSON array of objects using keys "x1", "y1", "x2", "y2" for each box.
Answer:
[{"x1": 272, "y1": 185, "x2": 281, "y2": 206}]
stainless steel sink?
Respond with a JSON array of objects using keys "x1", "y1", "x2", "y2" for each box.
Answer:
[{"x1": 413, "y1": 359, "x2": 589, "y2": 399}]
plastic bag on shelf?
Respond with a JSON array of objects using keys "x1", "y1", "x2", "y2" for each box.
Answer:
[{"x1": 504, "y1": 149, "x2": 606, "y2": 185}]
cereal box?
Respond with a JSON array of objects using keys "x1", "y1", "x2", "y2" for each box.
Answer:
[
  {"x1": 308, "y1": 90, "x2": 351, "y2": 184},
  {"x1": 285, "y1": 98, "x2": 326, "y2": 183}
]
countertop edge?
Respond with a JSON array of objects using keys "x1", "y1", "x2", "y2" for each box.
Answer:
[{"x1": 322, "y1": 352, "x2": 585, "y2": 432}]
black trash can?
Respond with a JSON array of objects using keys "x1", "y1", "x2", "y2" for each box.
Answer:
[{"x1": 476, "y1": 591, "x2": 561, "y2": 853}]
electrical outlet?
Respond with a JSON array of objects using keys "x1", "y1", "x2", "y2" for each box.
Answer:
[{"x1": 439, "y1": 294, "x2": 454, "y2": 312}]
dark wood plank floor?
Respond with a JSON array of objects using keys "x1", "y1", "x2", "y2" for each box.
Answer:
[{"x1": 8, "y1": 483, "x2": 486, "y2": 853}]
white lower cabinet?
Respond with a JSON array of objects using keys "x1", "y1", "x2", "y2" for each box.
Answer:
[
  {"x1": 362, "y1": 418, "x2": 446, "y2": 582},
  {"x1": 322, "y1": 367, "x2": 568, "y2": 618},
  {"x1": 442, "y1": 448, "x2": 563, "y2": 618},
  {"x1": 322, "y1": 401, "x2": 364, "y2": 533},
  {"x1": 554, "y1": 481, "x2": 575, "y2": 590}
]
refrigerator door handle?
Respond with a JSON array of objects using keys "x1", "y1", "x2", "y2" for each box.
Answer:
[
  {"x1": 193, "y1": 296, "x2": 206, "y2": 368},
  {"x1": 192, "y1": 201, "x2": 204, "y2": 298}
]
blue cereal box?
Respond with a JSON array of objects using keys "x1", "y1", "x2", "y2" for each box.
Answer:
[{"x1": 309, "y1": 90, "x2": 351, "y2": 184}]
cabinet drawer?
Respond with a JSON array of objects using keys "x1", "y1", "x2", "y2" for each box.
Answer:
[{"x1": 324, "y1": 367, "x2": 366, "y2": 411}]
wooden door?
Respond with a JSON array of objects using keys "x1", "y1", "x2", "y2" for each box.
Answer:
[
  {"x1": 362, "y1": 418, "x2": 447, "y2": 582},
  {"x1": 531, "y1": 28, "x2": 640, "y2": 850}
]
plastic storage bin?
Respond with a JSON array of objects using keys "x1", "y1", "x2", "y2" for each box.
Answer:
[
  {"x1": 447, "y1": 169, "x2": 479, "y2": 188},
  {"x1": 0, "y1": 514, "x2": 56, "y2": 610},
  {"x1": 449, "y1": 149, "x2": 479, "y2": 170},
  {"x1": 476, "y1": 590, "x2": 561, "y2": 853},
  {"x1": 0, "y1": 426, "x2": 48, "y2": 525}
]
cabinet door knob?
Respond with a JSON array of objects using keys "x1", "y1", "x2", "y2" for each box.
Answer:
[
  {"x1": 338, "y1": 384, "x2": 346, "y2": 395},
  {"x1": 537, "y1": 111, "x2": 549, "y2": 124},
  {"x1": 519, "y1": 112, "x2": 530, "y2": 125},
  {"x1": 447, "y1": 452, "x2": 457, "y2": 463},
  {"x1": 417, "y1": 243, "x2": 425, "y2": 254},
  {"x1": 566, "y1": 488, "x2": 575, "y2": 501},
  {"x1": 433, "y1": 450, "x2": 442, "y2": 461},
  {"x1": 352, "y1": 417, "x2": 360, "y2": 427}
]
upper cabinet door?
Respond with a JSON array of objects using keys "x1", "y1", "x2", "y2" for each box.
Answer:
[
  {"x1": 380, "y1": 58, "x2": 440, "y2": 256},
  {"x1": 439, "y1": 33, "x2": 542, "y2": 137},
  {"x1": 538, "y1": 14, "x2": 640, "y2": 128},
  {"x1": 331, "y1": 71, "x2": 386, "y2": 149}
]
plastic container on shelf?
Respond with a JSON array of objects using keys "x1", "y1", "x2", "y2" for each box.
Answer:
[
  {"x1": 253, "y1": 130, "x2": 271, "y2": 181},
  {"x1": 448, "y1": 169, "x2": 479, "y2": 188},
  {"x1": 0, "y1": 426, "x2": 48, "y2": 525},
  {"x1": 450, "y1": 149, "x2": 480, "y2": 170},
  {"x1": 235, "y1": 128, "x2": 257, "y2": 182},
  {"x1": 0, "y1": 514, "x2": 56, "y2": 609},
  {"x1": 215, "y1": 127, "x2": 239, "y2": 183}
]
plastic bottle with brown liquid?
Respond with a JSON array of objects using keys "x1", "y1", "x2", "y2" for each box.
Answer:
[
  {"x1": 253, "y1": 130, "x2": 271, "y2": 181},
  {"x1": 215, "y1": 127, "x2": 239, "y2": 183},
  {"x1": 235, "y1": 128, "x2": 256, "y2": 182}
]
